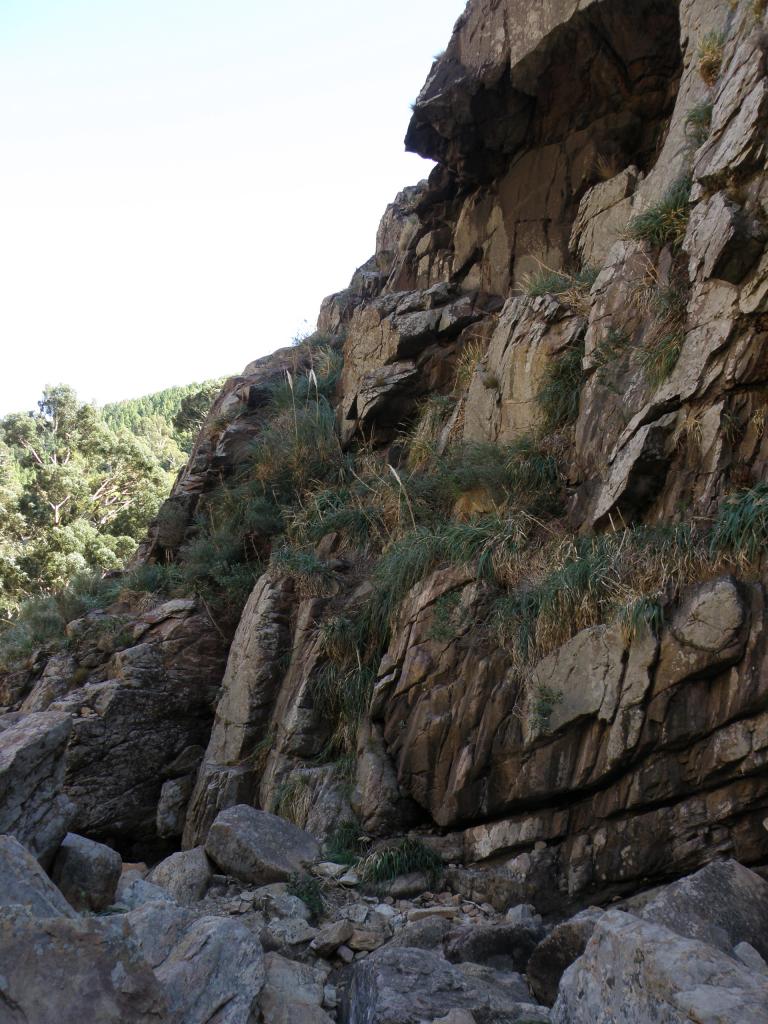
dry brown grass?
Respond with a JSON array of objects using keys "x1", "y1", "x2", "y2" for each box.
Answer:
[{"x1": 698, "y1": 32, "x2": 726, "y2": 86}]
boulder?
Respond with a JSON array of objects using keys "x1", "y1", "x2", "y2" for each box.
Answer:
[
  {"x1": 311, "y1": 918, "x2": 354, "y2": 958},
  {"x1": 261, "y1": 916, "x2": 318, "y2": 953},
  {"x1": 0, "y1": 905, "x2": 168, "y2": 1022},
  {"x1": 51, "y1": 832, "x2": 122, "y2": 912},
  {"x1": 0, "y1": 834, "x2": 77, "y2": 919},
  {"x1": 127, "y1": 899, "x2": 265, "y2": 1024},
  {"x1": 638, "y1": 859, "x2": 768, "y2": 961},
  {"x1": 444, "y1": 920, "x2": 544, "y2": 971},
  {"x1": 0, "y1": 710, "x2": 74, "y2": 866},
  {"x1": 345, "y1": 946, "x2": 545, "y2": 1024},
  {"x1": 148, "y1": 846, "x2": 212, "y2": 905},
  {"x1": 387, "y1": 915, "x2": 453, "y2": 950},
  {"x1": 259, "y1": 952, "x2": 333, "y2": 1024},
  {"x1": 527, "y1": 907, "x2": 603, "y2": 1007},
  {"x1": 204, "y1": 805, "x2": 319, "y2": 884},
  {"x1": 553, "y1": 910, "x2": 768, "y2": 1023}
]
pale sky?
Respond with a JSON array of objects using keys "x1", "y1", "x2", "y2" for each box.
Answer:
[{"x1": 0, "y1": 1, "x2": 466, "y2": 415}]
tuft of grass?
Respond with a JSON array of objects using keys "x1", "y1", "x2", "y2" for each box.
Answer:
[
  {"x1": 536, "y1": 342, "x2": 586, "y2": 432},
  {"x1": 311, "y1": 662, "x2": 377, "y2": 759},
  {"x1": 454, "y1": 339, "x2": 487, "y2": 393},
  {"x1": 618, "y1": 595, "x2": 665, "y2": 643},
  {"x1": 685, "y1": 102, "x2": 713, "y2": 148},
  {"x1": 287, "y1": 873, "x2": 325, "y2": 921},
  {"x1": 752, "y1": 0, "x2": 767, "y2": 20},
  {"x1": 592, "y1": 328, "x2": 632, "y2": 383},
  {"x1": 710, "y1": 482, "x2": 768, "y2": 563},
  {"x1": 269, "y1": 546, "x2": 339, "y2": 597},
  {"x1": 639, "y1": 284, "x2": 687, "y2": 388},
  {"x1": 324, "y1": 819, "x2": 366, "y2": 866},
  {"x1": 524, "y1": 265, "x2": 599, "y2": 316},
  {"x1": 273, "y1": 773, "x2": 312, "y2": 826},
  {"x1": 427, "y1": 590, "x2": 463, "y2": 642},
  {"x1": 627, "y1": 177, "x2": 692, "y2": 250},
  {"x1": 698, "y1": 31, "x2": 726, "y2": 86},
  {"x1": 358, "y1": 838, "x2": 443, "y2": 887}
]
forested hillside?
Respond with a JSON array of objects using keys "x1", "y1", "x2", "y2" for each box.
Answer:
[{"x1": 0, "y1": 380, "x2": 222, "y2": 621}]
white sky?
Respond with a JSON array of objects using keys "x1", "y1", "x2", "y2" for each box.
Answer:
[{"x1": 0, "y1": 0, "x2": 466, "y2": 415}]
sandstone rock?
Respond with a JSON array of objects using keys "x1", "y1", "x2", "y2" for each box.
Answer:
[
  {"x1": 183, "y1": 575, "x2": 294, "y2": 848},
  {"x1": 527, "y1": 907, "x2": 604, "y2": 1007},
  {"x1": 116, "y1": 872, "x2": 175, "y2": 910},
  {"x1": 205, "y1": 805, "x2": 319, "y2": 884},
  {"x1": 0, "y1": 905, "x2": 168, "y2": 1022},
  {"x1": 148, "y1": 846, "x2": 212, "y2": 905},
  {"x1": 552, "y1": 909, "x2": 768, "y2": 1023},
  {"x1": 0, "y1": 834, "x2": 77, "y2": 919},
  {"x1": 311, "y1": 918, "x2": 354, "y2": 957},
  {"x1": 570, "y1": 167, "x2": 640, "y2": 266},
  {"x1": 156, "y1": 775, "x2": 194, "y2": 838},
  {"x1": 346, "y1": 946, "x2": 544, "y2": 1024},
  {"x1": 684, "y1": 191, "x2": 765, "y2": 284},
  {"x1": 638, "y1": 859, "x2": 768, "y2": 961},
  {"x1": 259, "y1": 952, "x2": 333, "y2": 1024},
  {"x1": 0, "y1": 710, "x2": 74, "y2": 866},
  {"x1": 51, "y1": 832, "x2": 122, "y2": 912},
  {"x1": 734, "y1": 941, "x2": 768, "y2": 974}
]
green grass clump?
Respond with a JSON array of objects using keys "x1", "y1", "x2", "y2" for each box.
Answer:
[
  {"x1": 698, "y1": 31, "x2": 725, "y2": 86},
  {"x1": 627, "y1": 177, "x2": 692, "y2": 250},
  {"x1": 592, "y1": 328, "x2": 632, "y2": 383},
  {"x1": 710, "y1": 482, "x2": 768, "y2": 562},
  {"x1": 358, "y1": 838, "x2": 443, "y2": 887},
  {"x1": 639, "y1": 284, "x2": 687, "y2": 388},
  {"x1": 269, "y1": 546, "x2": 339, "y2": 596},
  {"x1": 287, "y1": 873, "x2": 325, "y2": 921},
  {"x1": 536, "y1": 342, "x2": 586, "y2": 432},
  {"x1": 530, "y1": 684, "x2": 564, "y2": 731},
  {"x1": 311, "y1": 662, "x2": 376, "y2": 758},
  {"x1": 685, "y1": 102, "x2": 713, "y2": 148},
  {"x1": 525, "y1": 265, "x2": 599, "y2": 300},
  {"x1": 428, "y1": 590, "x2": 463, "y2": 642},
  {"x1": 324, "y1": 819, "x2": 366, "y2": 865}
]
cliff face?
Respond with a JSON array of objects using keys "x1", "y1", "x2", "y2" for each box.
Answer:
[{"x1": 4, "y1": 0, "x2": 768, "y2": 915}]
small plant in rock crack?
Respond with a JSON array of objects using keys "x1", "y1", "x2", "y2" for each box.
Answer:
[
  {"x1": 592, "y1": 328, "x2": 632, "y2": 384},
  {"x1": 710, "y1": 481, "x2": 768, "y2": 564},
  {"x1": 287, "y1": 873, "x2": 325, "y2": 921},
  {"x1": 524, "y1": 265, "x2": 600, "y2": 317},
  {"x1": 529, "y1": 684, "x2": 564, "y2": 732},
  {"x1": 618, "y1": 596, "x2": 665, "y2": 644},
  {"x1": 427, "y1": 590, "x2": 464, "y2": 642},
  {"x1": 698, "y1": 31, "x2": 726, "y2": 86},
  {"x1": 358, "y1": 838, "x2": 443, "y2": 888},
  {"x1": 536, "y1": 341, "x2": 586, "y2": 432},
  {"x1": 324, "y1": 819, "x2": 367, "y2": 866},
  {"x1": 684, "y1": 102, "x2": 713, "y2": 149},
  {"x1": 627, "y1": 177, "x2": 692, "y2": 250}
]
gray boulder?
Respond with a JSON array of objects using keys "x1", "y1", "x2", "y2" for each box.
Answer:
[
  {"x1": 51, "y1": 832, "x2": 122, "y2": 912},
  {"x1": 148, "y1": 846, "x2": 212, "y2": 904},
  {"x1": 0, "y1": 710, "x2": 74, "y2": 866},
  {"x1": 387, "y1": 914, "x2": 453, "y2": 950},
  {"x1": 259, "y1": 952, "x2": 333, "y2": 1024},
  {"x1": 552, "y1": 910, "x2": 768, "y2": 1024},
  {"x1": 527, "y1": 907, "x2": 603, "y2": 1006},
  {"x1": 444, "y1": 920, "x2": 544, "y2": 971},
  {"x1": 204, "y1": 804, "x2": 319, "y2": 884},
  {"x1": 346, "y1": 946, "x2": 547, "y2": 1024},
  {"x1": 638, "y1": 859, "x2": 768, "y2": 961},
  {"x1": 127, "y1": 898, "x2": 265, "y2": 1023},
  {"x1": 0, "y1": 834, "x2": 76, "y2": 919},
  {"x1": 0, "y1": 905, "x2": 168, "y2": 1022}
]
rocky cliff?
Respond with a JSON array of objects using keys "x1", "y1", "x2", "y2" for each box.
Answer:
[{"x1": 2, "y1": 0, "x2": 768, "y2": 1021}]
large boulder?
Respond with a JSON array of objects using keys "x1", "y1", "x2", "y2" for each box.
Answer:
[
  {"x1": 552, "y1": 909, "x2": 768, "y2": 1024},
  {"x1": 148, "y1": 846, "x2": 212, "y2": 904},
  {"x1": 444, "y1": 920, "x2": 544, "y2": 971},
  {"x1": 0, "y1": 710, "x2": 74, "y2": 866},
  {"x1": 0, "y1": 905, "x2": 168, "y2": 1023},
  {"x1": 51, "y1": 832, "x2": 122, "y2": 912},
  {"x1": 526, "y1": 907, "x2": 603, "y2": 1007},
  {"x1": 204, "y1": 805, "x2": 319, "y2": 884},
  {"x1": 127, "y1": 899, "x2": 265, "y2": 1024},
  {"x1": 259, "y1": 952, "x2": 333, "y2": 1024},
  {"x1": 345, "y1": 946, "x2": 546, "y2": 1024},
  {"x1": 0, "y1": 834, "x2": 77, "y2": 919},
  {"x1": 637, "y1": 859, "x2": 768, "y2": 961}
]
